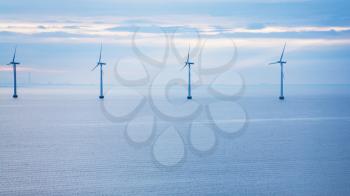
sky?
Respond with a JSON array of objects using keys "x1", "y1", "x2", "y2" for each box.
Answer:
[{"x1": 0, "y1": 0, "x2": 349, "y2": 86}]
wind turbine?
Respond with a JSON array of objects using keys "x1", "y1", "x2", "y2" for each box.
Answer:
[
  {"x1": 7, "y1": 46, "x2": 20, "y2": 98},
  {"x1": 182, "y1": 45, "x2": 194, "y2": 100},
  {"x1": 269, "y1": 43, "x2": 287, "y2": 100},
  {"x1": 92, "y1": 44, "x2": 107, "y2": 99}
]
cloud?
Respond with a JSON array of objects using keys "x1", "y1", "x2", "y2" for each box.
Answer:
[
  {"x1": 107, "y1": 25, "x2": 198, "y2": 34},
  {"x1": 246, "y1": 23, "x2": 266, "y2": 30},
  {"x1": 2, "y1": 20, "x2": 350, "y2": 36},
  {"x1": 0, "y1": 17, "x2": 350, "y2": 48}
]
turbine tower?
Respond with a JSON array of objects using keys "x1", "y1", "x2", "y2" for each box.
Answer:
[
  {"x1": 7, "y1": 46, "x2": 20, "y2": 98},
  {"x1": 182, "y1": 45, "x2": 194, "y2": 100},
  {"x1": 92, "y1": 44, "x2": 107, "y2": 99},
  {"x1": 269, "y1": 43, "x2": 287, "y2": 100}
]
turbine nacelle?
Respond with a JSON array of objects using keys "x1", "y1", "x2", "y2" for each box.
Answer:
[
  {"x1": 269, "y1": 61, "x2": 287, "y2": 65},
  {"x1": 7, "y1": 46, "x2": 20, "y2": 66},
  {"x1": 92, "y1": 44, "x2": 107, "y2": 71},
  {"x1": 182, "y1": 45, "x2": 194, "y2": 69},
  {"x1": 183, "y1": 59, "x2": 194, "y2": 69},
  {"x1": 91, "y1": 43, "x2": 107, "y2": 71},
  {"x1": 279, "y1": 61, "x2": 287, "y2": 65},
  {"x1": 92, "y1": 62, "x2": 106, "y2": 71},
  {"x1": 7, "y1": 62, "x2": 20, "y2": 66},
  {"x1": 269, "y1": 43, "x2": 287, "y2": 66}
]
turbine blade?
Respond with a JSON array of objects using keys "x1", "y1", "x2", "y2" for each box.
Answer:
[
  {"x1": 269, "y1": 61, "x2": 279, "y2": 65},
  {"x1": 99, "y1": 43, "x2": 102, "y2": 63},
  {"x1": 13, "y1": 46, "x2": 17, "y2": 62},
  {"x1": 91, "y1": 64, "x2": 99, "y2": 71},
  {"x1": 187, "y1": 51, "x2": 190, "y2": 63},
  {"x1": 280, "y1": 42, "x2": 286, "y2": 61},
  {"x1": 186, "y1": 44, "x2": 191, "y2": 62}
]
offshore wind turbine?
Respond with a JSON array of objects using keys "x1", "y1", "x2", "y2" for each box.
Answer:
[
  {"x1": 182, "y1": 45, "x2": 194, "y2": 100},
  {"x1": 269, "y1": 43, "x2": 287, "y2": 100},
  {"x1": 91, "y1": 44, "x2": 107, "y2": 99},
  {"x1": 7, "y1": 46, "x2": 20, "y2": 98}
]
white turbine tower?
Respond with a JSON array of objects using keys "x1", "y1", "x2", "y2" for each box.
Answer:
[
  {"x1": 92, "y1": 44, "x2": 107, "y2": 99},
  {"x1": 182, "y1": 45, "x2": 194, "y2": 100},
  {"x1": 269, "y1": 43, "x2": 287, "y2": 100},
  {"x1": 7, "y1": 46, "x2": 20, "y2": 98}
]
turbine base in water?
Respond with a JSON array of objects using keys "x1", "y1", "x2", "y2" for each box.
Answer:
[
  {"x1": 187, "y1": 96, "x2": 192, "y2": 100},
  {"x1": 279, "y1": 96, "x2": 285, "y2": 100},
  {"x1": 99, "y1": 96, "x2": 104, "y2": 99},
  {"x1": 13, "y1": 95, "x2": 18, "y2": 99}
]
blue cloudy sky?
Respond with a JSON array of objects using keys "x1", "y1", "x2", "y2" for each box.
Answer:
[{"x1": 0, "y1": 0, "x2": 349, "y2": 85}]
